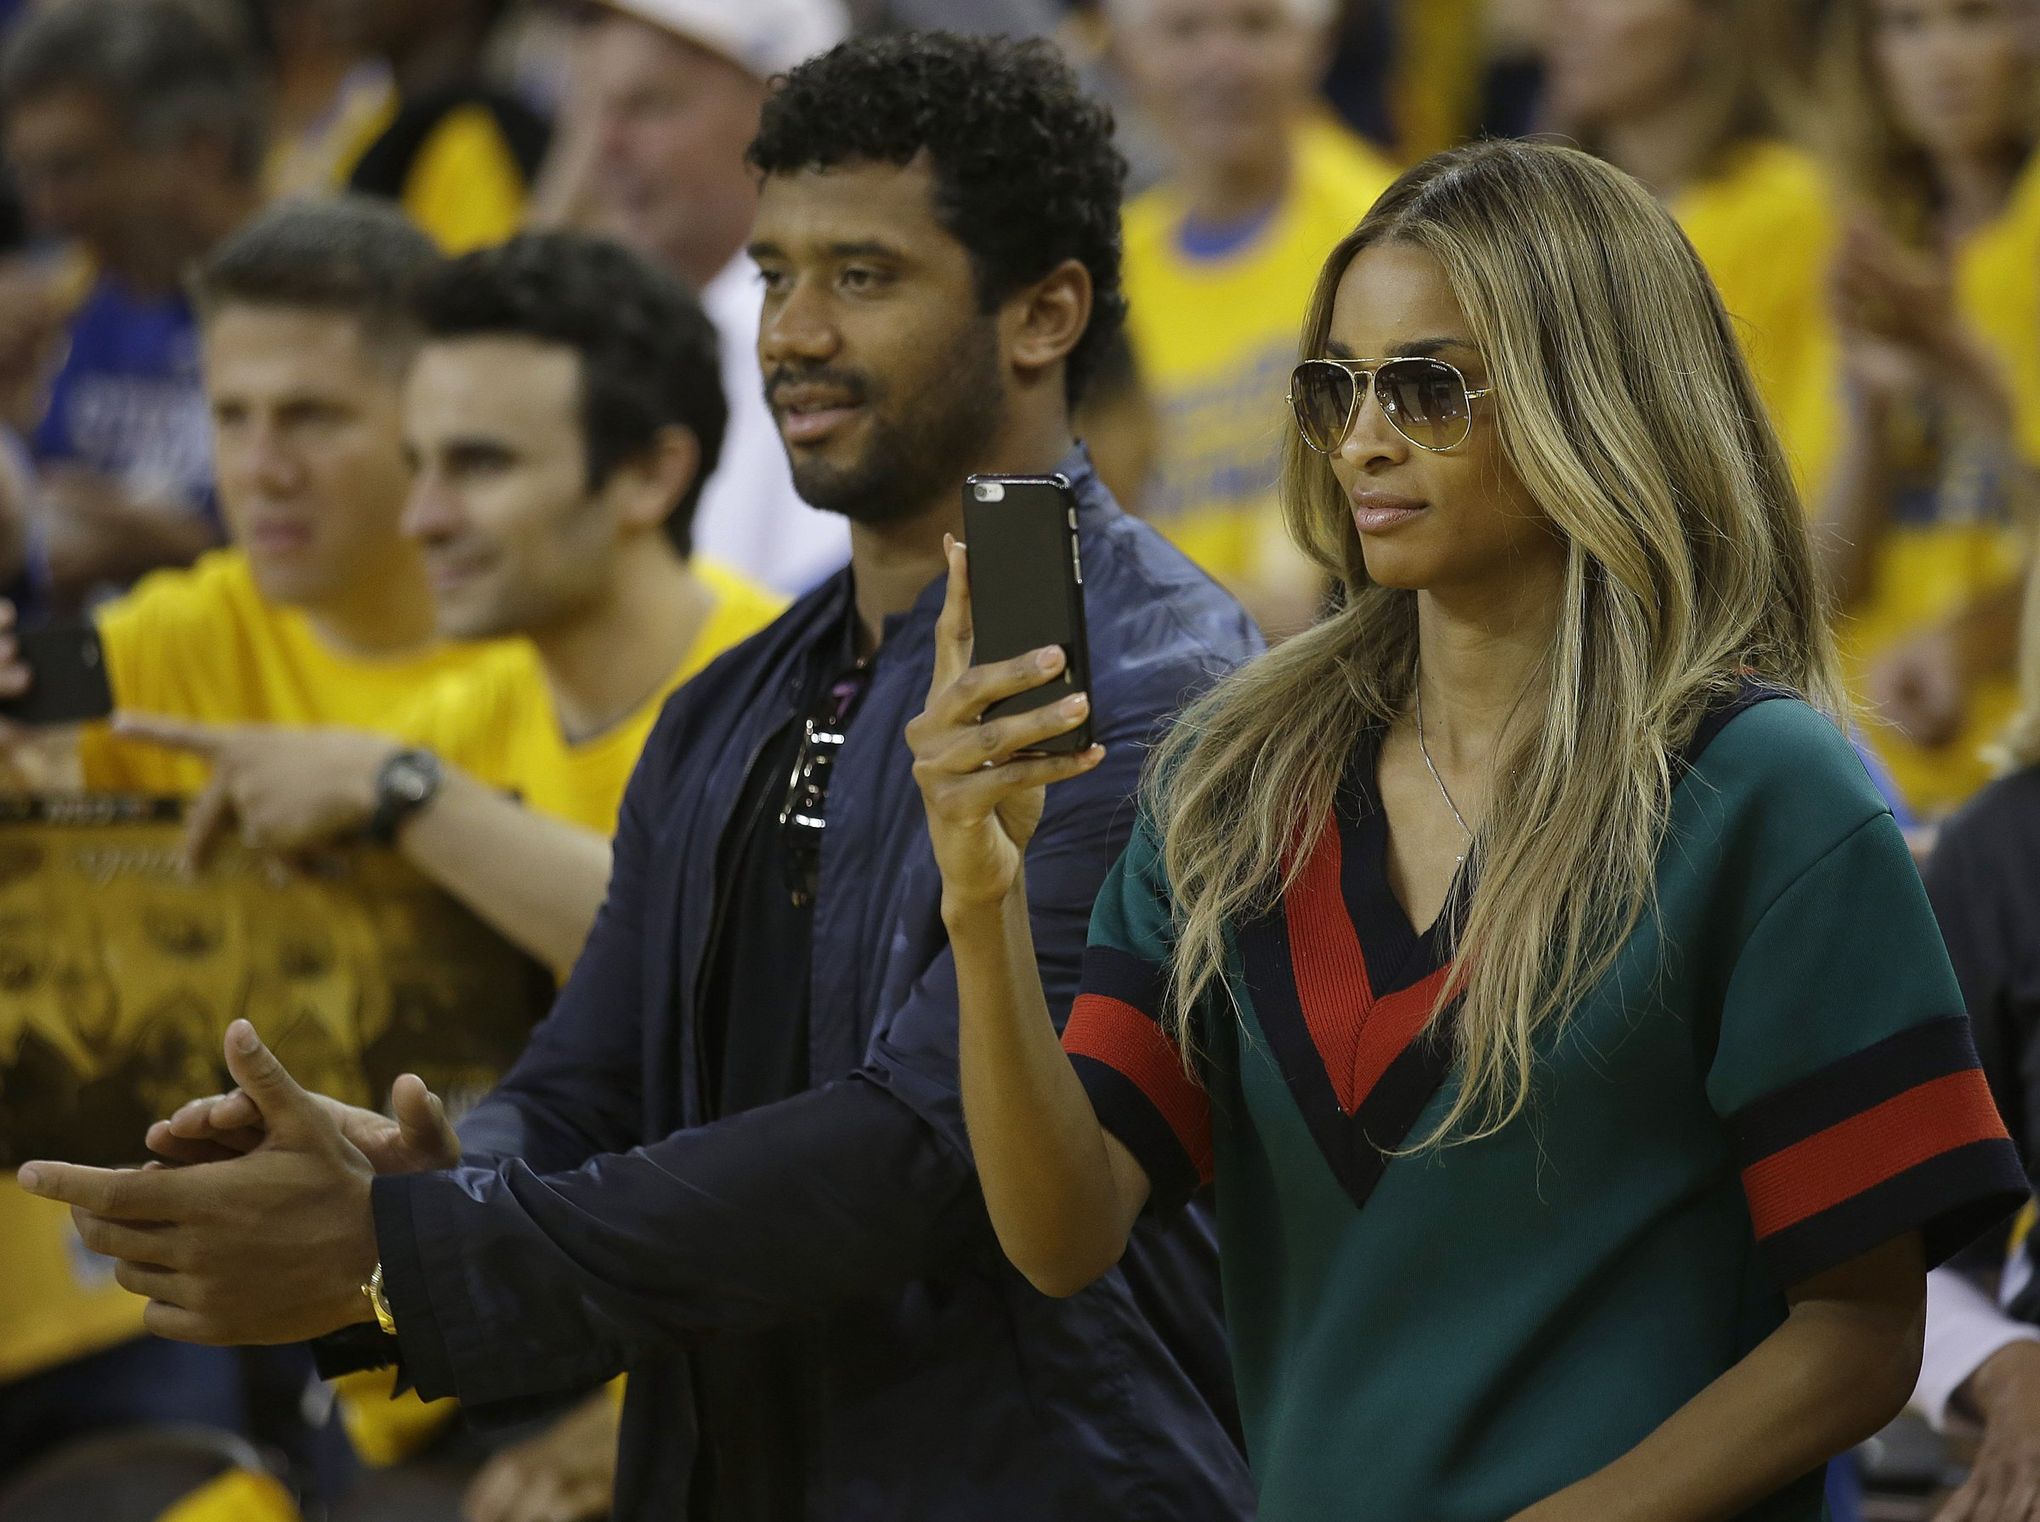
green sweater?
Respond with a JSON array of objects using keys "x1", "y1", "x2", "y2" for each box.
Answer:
[{"x1": 1065, "y1": 692, "x2": 2024, "y2": 1521}]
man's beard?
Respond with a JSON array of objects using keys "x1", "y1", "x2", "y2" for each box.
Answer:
[{"x1": 770, "y1": 321, "x2": 1007, "y2": 527}]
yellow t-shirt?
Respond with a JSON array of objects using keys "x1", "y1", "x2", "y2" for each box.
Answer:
[
  {"x1": 399, "y1": 562, "x2": 786, "y2": 837},
  {"x1": 2, "y1": 549, "x2": 517, "y2": 1385},
  {"x1": 1836, "y1": 156, "x2": 2040, "y2": 815},
  {"x1": 1672, "y1": 140, "x2": 1844, "y2": 498},
  {"x1": 76, "y1": 550, "x2": 521, "y2": 795},
  {"x1": 1123, "y1": 121, "x2": 1398, "y2": 587}
]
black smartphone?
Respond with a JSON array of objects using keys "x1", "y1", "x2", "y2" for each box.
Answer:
[
  {"x1": 0, "y1": 621, "x2": 114, "y2": 725},
  {"x1": 962, "y1": 472, "x2": 1093, "y2": 755}
]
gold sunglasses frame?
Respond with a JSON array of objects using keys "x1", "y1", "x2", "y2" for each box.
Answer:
[{"x1": 1287, "y1": 356, "x2": 1495, "y2": 455}]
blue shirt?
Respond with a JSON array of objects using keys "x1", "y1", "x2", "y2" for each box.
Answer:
[{"x1": 33, "y1": 277, "x2": 215, "y2": 520}]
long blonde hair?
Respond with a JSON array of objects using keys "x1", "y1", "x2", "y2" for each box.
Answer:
[
  {"x1": 1819, "y1": 0, "x2": 2040, "y2": 242},
  {"x1": 1149, "y1": 140, "x2": 1843, "y2": 1147}
]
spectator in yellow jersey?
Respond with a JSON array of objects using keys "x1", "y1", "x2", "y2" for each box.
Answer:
[
  {"x1": 0, "y1": 199, "x2": 524, "y2": 799},
  {"x1": 0, "y1": 195, "x2": 506, "y2": 1509},
  {"x1": 1112, "y1": 0, "x2": 1396, "y2": 634},
  {"x1": 1542, "y1": 0, "x2": 1845, "y2": 498},
  {"x1": 126, "y1": 232, "x2": 785, "y2": 976},
  {"x1": 1817, "y1": 0, "x2": 2040, "y2": 819}
]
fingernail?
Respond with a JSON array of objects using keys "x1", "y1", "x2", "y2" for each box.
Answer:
[
  {"x1": 1036, "y1": 647, "x2": 1061, "y2": 670},
  {"x1": 17, "y1": 1165, "x2": 40, "y2": 1190},
  {"x1": 1064, "y1": 693, "x2": 1088, "y2": 715},
  {"x1": 230, "y1": 1020, "x2": 258, "y2": 1054}
]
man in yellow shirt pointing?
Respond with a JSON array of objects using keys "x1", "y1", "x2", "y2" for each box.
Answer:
[{"x1": 0, "y1": 195, "x2": 515, "y2": 1496}]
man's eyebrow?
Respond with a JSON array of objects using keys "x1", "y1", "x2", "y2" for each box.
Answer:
[
  {"x1": 745, "y1": 239, "x2": 906, "y2": 262},
  {"x1": 824, "y1": 240, "x2": 904, "y2": 261},
  {"x1": 441, "y1": 432, "x2": 518, "y2": 459}
]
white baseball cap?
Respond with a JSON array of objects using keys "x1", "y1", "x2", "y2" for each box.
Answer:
[{"x1": 594, "y1": 0, "x2": 851, "y2": 82}]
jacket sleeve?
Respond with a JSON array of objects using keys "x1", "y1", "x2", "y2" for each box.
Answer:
[{"x1": 368, "y1": 718, "x2": 1149, "y2": 1411}]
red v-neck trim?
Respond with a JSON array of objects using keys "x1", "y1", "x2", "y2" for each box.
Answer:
[{"x1": 1284, "y1": 815, "x2": 1454, "y2": 1114}]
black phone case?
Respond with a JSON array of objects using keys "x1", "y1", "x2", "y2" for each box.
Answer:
[
  {"x1": 962, "y1": 473, "x2": 1093, "y2": 755},
  {"x1": 1, "y1": 622, "x2": 115, "y2": 726}
]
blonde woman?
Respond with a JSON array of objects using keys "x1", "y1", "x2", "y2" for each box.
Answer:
[{"x1": 908, "y1": 140, "x2": 2025, "y2": 1520}]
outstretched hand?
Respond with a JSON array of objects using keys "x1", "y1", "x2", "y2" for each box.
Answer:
[
  {"x1": 18, "y1": 1020, "x2": 385, "y2": 1345},
  {"x1": 114, "y1": 713, "x2": 396, "y2": 870},
  {"x1": 905, "y1": 534, "x2": 1103, "y2": 915}
]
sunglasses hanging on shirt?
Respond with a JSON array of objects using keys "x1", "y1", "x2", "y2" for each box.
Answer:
[{"x1": 778, "y1": 662, "x2": 874, "y2": 907}]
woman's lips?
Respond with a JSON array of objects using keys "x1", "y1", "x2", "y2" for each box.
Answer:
[{"x1": 1350, "y1": 494, "x2": 1426, "y2": 533}]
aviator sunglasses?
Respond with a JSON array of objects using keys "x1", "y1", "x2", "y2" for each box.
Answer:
[{"x1": 1288, "y1": 355, "x2": 1493, "y2": 454}]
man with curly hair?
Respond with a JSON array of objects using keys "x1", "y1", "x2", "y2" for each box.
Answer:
[{"x1": 22, "y1": 34, "x2": 1260, "y2": 1521}]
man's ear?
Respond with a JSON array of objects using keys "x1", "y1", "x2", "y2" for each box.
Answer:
[
  {"x1": 1006, "y1": 258, "x2": 1094, "y2": 385},
  {"x1": 614, "y1": 425, "x2": 702, "y2": 536}
]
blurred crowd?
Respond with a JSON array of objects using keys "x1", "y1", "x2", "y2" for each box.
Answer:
[{"x1": 0, "y1": 0, "x2": 2037, "y2": 1518}]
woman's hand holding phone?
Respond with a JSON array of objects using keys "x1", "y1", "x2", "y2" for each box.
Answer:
[{"x1": 908, "y1": 536, "x2": 1105, "y2": 916}]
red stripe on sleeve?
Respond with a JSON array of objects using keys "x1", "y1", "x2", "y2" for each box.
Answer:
[
  {"x1": 1740, "y1": 1068, "x2": 2010, "y2": 1240},
  {"x1": 1064, "y1": 994, "x2": 1213, "y2": 1183}
]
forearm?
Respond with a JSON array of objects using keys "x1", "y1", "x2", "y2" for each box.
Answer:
[
  {"x1": 1514, "y1": 1237, "x2": 1924, "y2": 1522},
  {"x1": 946, "y1": 878, "x2": 1141, "y2": 1297},
  {"x1": 402, "y1": 768, "x2": 611, "y2": 971},
  {"x1": 377, "y1": 1076, "x2": 983, "y2": 1406}
]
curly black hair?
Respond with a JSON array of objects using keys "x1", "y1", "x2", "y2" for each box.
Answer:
[
  {"x1": 414, "y1": 232, "x2": 727, "y2": 558},
  {"x1": 747, "y1": 32, "x2": 1126, "y2": 407}
]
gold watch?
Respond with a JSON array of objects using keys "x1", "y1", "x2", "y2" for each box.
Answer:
[{"x1": 361, "y1": 1261, "x2": 398, "y2": 1336}]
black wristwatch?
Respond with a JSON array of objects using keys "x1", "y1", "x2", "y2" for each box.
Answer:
[{"x1": 367, "y1": 748, "x2": 443, "y2": 846}]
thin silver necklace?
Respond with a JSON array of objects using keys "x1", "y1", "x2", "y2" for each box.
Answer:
[{"x1": 1413, "y1": 668, "x2": 1473, "y2": 860}]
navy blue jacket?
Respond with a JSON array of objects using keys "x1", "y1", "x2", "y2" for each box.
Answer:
[{"x1": 368, "y1": 451, "x2": 1263, "y2": 1519}]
